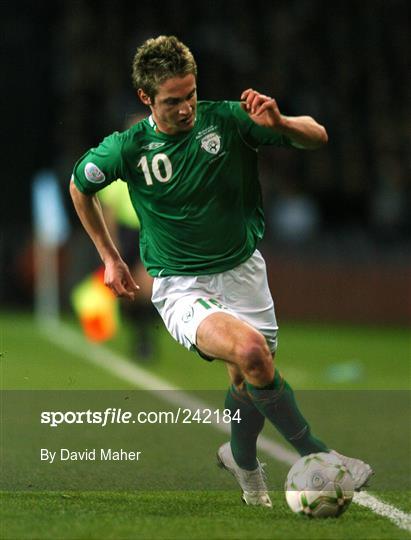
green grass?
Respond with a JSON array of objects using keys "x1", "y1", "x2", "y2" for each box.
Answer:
[
  {"x1": 1, "y1": 491, "x2": 410, "y2": 540},
  {"x1": 1, "y1": 311, "x2": 410, "y2": 539},
  {"x1": 0, "y1": 313, "x2": 135, "y2": 389}
]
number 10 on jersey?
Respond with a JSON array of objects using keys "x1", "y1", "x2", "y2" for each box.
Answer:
[{"x1": 138, "y1": 154, "x2": 173, "y2": 185}]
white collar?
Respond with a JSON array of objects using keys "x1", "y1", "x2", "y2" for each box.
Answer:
[{"x1": 148, "y1": 115, "x2": 156, "y2": 130}]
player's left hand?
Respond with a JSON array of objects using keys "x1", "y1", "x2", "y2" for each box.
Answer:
[{"x1": 240, "y1": 89, "x2": 284, "y2": 131}]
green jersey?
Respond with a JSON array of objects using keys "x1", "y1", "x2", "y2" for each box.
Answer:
[{"x1": 73, "y1": 100, "x2": 292, "y2": 276}]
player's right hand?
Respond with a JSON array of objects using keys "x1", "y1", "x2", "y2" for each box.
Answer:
[{"x1": 104, "y1": 258, "x2": 140, "y2": 300}]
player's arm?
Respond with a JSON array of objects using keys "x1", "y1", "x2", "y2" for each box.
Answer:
[
  {"x1": 240, "y1": 88, "x2": 328, "y2": 149},
  {"x1": 69, "y1": 178, "x2": 139, "y2": 300}
]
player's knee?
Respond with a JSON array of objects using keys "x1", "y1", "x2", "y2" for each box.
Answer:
[{"x1": 234, "y1": 333, "x2": 272, "y2": 379}]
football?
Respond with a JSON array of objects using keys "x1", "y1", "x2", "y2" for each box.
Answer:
[{"x1": 285, "y1": 452, "x2": 354, "y2": 518}]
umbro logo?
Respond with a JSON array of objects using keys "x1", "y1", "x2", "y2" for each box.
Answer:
[{"x1": 142, "y1": 142, "x2": 166, "y2": 150}]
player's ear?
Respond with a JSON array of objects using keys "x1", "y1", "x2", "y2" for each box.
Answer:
[{"x1": 138, "y1": 89, "x2": 152, "y2": 106}]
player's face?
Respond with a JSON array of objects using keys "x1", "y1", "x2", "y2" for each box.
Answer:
[{"x1": 143, "y1": 74, "x2": 197, "y2": 135}]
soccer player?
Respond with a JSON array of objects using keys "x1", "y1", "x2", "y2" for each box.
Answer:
[{"x1": 70, "y1": 35, "x2": 373, "y2": 507}]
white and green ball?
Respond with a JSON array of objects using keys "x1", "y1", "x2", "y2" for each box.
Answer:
[{"x1": 285, "y1": 452, "x2": 354, "y2": 518}]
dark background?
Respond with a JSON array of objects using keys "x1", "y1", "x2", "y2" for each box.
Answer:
[{"x1": 2, "y1": 0, "x2": 410, "y2": 320}]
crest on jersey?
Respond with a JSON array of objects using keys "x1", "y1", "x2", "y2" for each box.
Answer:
[
  {"x1": 200, "y1": 132, "x2": 221, "y2": 155},
  {"x1": 84, "y1": 162, "x2": 105, "y2": 183}
]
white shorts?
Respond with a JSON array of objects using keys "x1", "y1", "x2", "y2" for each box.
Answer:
[{"x1": 151, "y1": 250, "x2": 278, "y2": 358}]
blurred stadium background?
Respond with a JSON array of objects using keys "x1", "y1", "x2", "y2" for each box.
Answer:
[{"x1": 1, "y1": 0, "x2": 410, "y2": 325}]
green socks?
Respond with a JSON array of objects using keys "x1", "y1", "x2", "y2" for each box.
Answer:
[
  {"x1": 225, "y1": 370, "x2": 327, "y2": 471},
  {"x1": 225, "y1": 384, "x2": 265, "y2": 470},
  {"x1": 245, "y1": 370, "x2": 328, "y2": 456}
]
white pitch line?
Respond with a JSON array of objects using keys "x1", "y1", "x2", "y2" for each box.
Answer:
[
  {"x1": 353, "y1": 492, "x2": 411, "y2": 533},
  {"x1": 40, "y1": 320, "x2": 411, "y2": 533}
]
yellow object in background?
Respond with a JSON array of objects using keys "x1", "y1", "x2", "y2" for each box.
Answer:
[
  {"x1": 71, "y1": 267, "x2": 119, "y2": 342},
  {"x1": 98, "y1": 180, "x2": 140, "y2": 230}
]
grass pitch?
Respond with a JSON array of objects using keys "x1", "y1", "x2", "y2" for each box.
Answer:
[
  {"x1": 2, "y1": 491, "x2": 410, "y2": 540},
  {"x1": 1, "y1": 312, "x2": 410, "y2": 539}
]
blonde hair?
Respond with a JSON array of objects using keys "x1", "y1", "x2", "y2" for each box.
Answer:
[{"x1": 132, "y1": 35, "x2": 197, "y2": 100}]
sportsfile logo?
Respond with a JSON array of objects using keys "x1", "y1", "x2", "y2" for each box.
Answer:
[
  {"x1": 40, "y1": 408, "x2": 241, "y2": 426},
  {"x1": 41, "y1": 408, "x2": 132, "y2": 427}
]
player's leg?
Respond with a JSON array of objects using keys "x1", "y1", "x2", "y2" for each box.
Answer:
[
  {"x1": 200, "y1": 309, "x2": 372, "y2": 491},
  {"x1": 218, "y1": 362, "x2": 271, "y2": 507},
  {"x1": 195, "y1": 313, "x2": 274, "y2": 485},
  {"x1": 197, "y1": 312, "x2": 328, "y2": 456},
  {"x1": 196, "y1": 310, "x2": 329, "y2": 507},
  {"x1": 224, "y1": 363, "x2": 265, "y2": 470}
]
